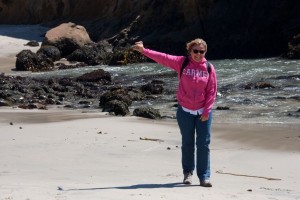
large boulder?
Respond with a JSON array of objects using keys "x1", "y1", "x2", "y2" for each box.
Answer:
[{"x1": 42, "y1": 22, "x2": 92, "y2": 57}]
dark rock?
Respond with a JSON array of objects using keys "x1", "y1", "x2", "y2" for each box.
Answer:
[
  {"x1": 216, "y1": 106, "x2": 230, "y2": 110},
  {"x1": 274, "y1": 96, "x2": 287, "y2": 100},
  {"x1": 45, "y1": 98, "x2": 56, "y2": 104},
  {"x1": 77, "y1": 69, "x2": 111, "y2": 83},
  {"x1": 64, "y1": 105, "x2": 74, "y2": 108},
  {"x1": 37, "y1": 45, "x2": 61, "y2": 62},
  {"x1": 141, "y1": 80, "x2": 164, "y2": 94},
  {"x1": 38, "y1": 95, "x2": 47, "y2": 100},
  {"x1": 52, "y1": 84, "x2": 69, "y2": 92},
  {"x1": 133, "y1": 106, "x2": 161, "y2": 119},
  {"x1": 16, "y1": 50, "x2": 54, "y2": 71},
  {"x1": 287, "y1": 110, "x2": 300, "y2": 118},
  {"x1": 254, "y1": 82, "x2": 275, "y2": 89},
  {"x1": 18, "y1": 103, "x2": 38, "y2": 109},
  {"x1": 102, "y1": 100, "x2": 129, "y2": 116},
  {"x1": 67, "y1": 45, "x2": 99, "y2": 65},
  {"x1": 78, "y1": 100, "x2": 92, "y2": 105},
  {"x1": 58, "y1": 78, "x2": 75, "y2": 86},
  {"x1": 245, "y1": 82, "x2": 276, "y2": 89},
  {"x1": 274, "y1": 74, "x2": 300, "y2": 80},
  {"x1": 107, "y1": 48, "x2": 128, "y2": 66},
  {"x1": 58, "y1": 97, "x2": 65, "y2": 101},
  {"x1": 0, "y1": 91, "x2": 10, "y2": 98},
  {"x1": 67, "y1": 42, "x2": 112, "y2": 65},
  {"x1": 107, "y1": 46, "x2": 148, "y2": 66},
  {"x1": 56, "y1": 62, "x2": 87, "y2": 70},
  {"x1": 99, "y1": 88, "x2": 132, "y2": 107},
  {"x1": 244, "y1": 83, "x2": 253, "y2": 90},
  {"x1": 0, "y1": 100, "x2": 11, "y2": 106},
  {"x1": 128, "y1": 89, "x2": 145, "y2": 101},
  {"x1": 24, "y1": 40, "x2": 39, "y2": 47}
]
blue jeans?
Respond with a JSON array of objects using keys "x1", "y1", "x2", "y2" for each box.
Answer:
[{"x1": 176, "y1": 105, "x2": 212, "y2": 180}]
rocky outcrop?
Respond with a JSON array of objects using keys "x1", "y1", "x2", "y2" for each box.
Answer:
[
  {"x1": 0, "y1": 71, "x2": 165, "y2": 117},
  {"x1": 1, "y1": 0, "x2": 300, "y2": 59}
]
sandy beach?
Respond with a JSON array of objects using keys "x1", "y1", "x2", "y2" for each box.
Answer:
[
  {"x1": 0, "y1": 108, "x2": 299, "y2": 200},
  {"x1": 0, "y1": 25, "x2": 47, "y2": 73},
  {"x1": 0, "y1": 25, "x2": 300, "y2": 200}
]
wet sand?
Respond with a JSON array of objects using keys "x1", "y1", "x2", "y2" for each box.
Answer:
[{"x1": 1, "y1": 108, "x2": 299, "y2": 152}]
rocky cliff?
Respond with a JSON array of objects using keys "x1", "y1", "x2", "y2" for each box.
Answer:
[{"x1": 1, "y1": 0, "x2": 300, "y2": 59}]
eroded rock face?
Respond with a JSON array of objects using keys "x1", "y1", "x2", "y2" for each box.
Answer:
[
  {"x1": 0, "y1": 0, "x2": 67, "y2": 24},
  {"x1": 42, "y1": 22, "x2": 92, "y2": 57},
  {"x1": 1, "y1": 0, "x2": 300, "y2": 59}
]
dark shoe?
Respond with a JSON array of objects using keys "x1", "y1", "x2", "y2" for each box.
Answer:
[
  {"x1": 183, "y1": 173, "x2": 193, "y2": 184},
  {"x1": 200, "y1": 179, "x2": 212, "y2": 187}
]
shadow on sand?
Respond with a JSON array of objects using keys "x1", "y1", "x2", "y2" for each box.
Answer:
[
  {"x1": 60, "y1": 182, "x2": 199, "y2": 191},
  {"x1": 0, "y1": 25, "x2": 48, "y2": 42}
]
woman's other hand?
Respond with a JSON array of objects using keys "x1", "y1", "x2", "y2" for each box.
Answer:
[{"x1": 200, "y1": 115, "x2": 209, "y2": 122}]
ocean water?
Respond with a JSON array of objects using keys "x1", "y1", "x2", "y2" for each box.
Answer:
[{"x1": 13, "y1": 58, "x2": 300, "y2": 124}]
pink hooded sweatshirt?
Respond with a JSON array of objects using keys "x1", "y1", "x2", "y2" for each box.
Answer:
[{"x1": 142, "y1": 48, "x2": 217, "y2": 118}]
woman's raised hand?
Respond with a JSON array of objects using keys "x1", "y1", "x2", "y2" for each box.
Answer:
[{"x1": 131, "y1": 41, "x2": 144, "y2": 52}]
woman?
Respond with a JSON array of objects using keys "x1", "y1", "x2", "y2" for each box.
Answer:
[{"x1": 132, "y1": 38, "x2": 217, "y2": 187}]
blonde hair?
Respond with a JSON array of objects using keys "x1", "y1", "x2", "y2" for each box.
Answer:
[{"x1": 186, "y1": 38, "x2": 207, "y2": 53}]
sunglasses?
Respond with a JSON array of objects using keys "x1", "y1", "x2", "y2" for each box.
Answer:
[{"x1": 192, "y1": 49, "x2": 205, "y2": 54}]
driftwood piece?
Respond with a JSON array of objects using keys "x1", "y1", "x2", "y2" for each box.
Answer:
[
  {"x1": 216, "y1": 170, "x2": 281, "y2": 181},
  {"x1": 139, "y1": 137, "x2": 164, "y2": 142}
]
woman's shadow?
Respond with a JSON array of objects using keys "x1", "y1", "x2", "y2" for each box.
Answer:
[{"x1": 59, "y1": 182, "x2": 197, "y2": 191}]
